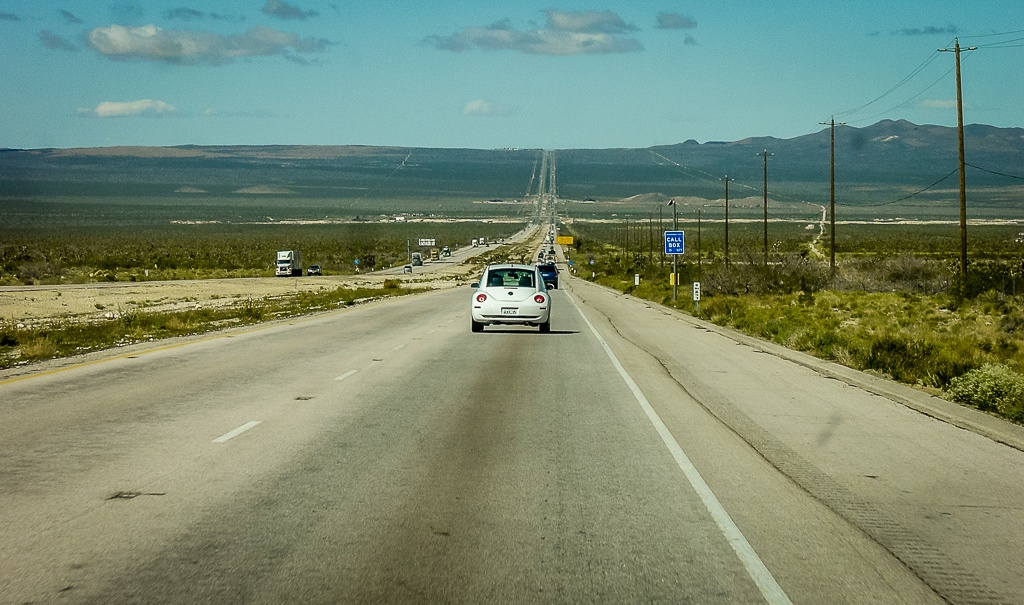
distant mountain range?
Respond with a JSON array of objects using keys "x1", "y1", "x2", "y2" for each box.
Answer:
[
  {"x1": 553, "y1": 120, "x2": 1024, "y2": 200},
  {"x1": 663, "y1": 119, "x2": 1024, "y2": 186},
  {"x1": 3, "y1": 120, "x2": 1023, "y2": 211}
]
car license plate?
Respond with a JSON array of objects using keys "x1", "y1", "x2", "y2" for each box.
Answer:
[{"x1": 501, "y1": 307, "x2": 518, "y2": 315}]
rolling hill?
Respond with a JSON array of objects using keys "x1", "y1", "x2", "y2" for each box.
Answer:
[{"x1": 2, "y1": 120, "x2": 1022, "y2": 222}]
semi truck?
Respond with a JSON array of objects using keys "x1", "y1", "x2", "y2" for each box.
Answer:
[{"x1": 275, "y1": 250, "x2": 303, "y2": 276}]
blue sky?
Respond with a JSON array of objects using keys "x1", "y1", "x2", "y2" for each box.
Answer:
[{"x1": 1, "y1": 0, "x2": 1022, "y2": 149}]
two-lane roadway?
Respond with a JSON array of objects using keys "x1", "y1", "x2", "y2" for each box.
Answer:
[{"x1": 2, "y1": 275, "x2": 1022, "y2": 604}]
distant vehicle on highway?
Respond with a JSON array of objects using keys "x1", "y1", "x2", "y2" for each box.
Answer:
[
  {"x1": 471, "y1": 264, "x2": 550, "y2": 333},
  {"x1": 275, "y1": 249, "x2": 303, "y2": 277},
  {"x1": 403, "y1": 265, "x2": 413, "y2": 273},
  {"x1": 411, "y1": 252, "x2": 423, "y2": 266},
  {"x1": 307, "y1": 264, "x2": 322, "y2": 276},
  {"x1": 537, "y1": 263, "x2": 558, "y2": 289}
]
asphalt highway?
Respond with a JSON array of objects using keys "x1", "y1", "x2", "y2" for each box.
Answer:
[{"x1": 1, "y1": 274, "x2": 1022, "y2": 604}]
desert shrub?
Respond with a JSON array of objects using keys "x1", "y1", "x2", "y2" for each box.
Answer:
[
  {"x1": 948, "y1": 364, "x2": 1024, "y2": 421},
  {"x1": 19, "y1": 336, "x2": 58, "y2": 360},
  {"x1": 853, "y1": 331, "x2": 980, "y2": 387},
  {"x1": 239, "y1": 297, "x2": 268, "y2": 321}
]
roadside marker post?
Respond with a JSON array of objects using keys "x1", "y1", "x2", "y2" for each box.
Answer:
[{"x1": 693, "y1": 281, "x2": 701, "y2": 313}]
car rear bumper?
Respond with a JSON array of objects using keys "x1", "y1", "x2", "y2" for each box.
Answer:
[{"x1": 472, "y1": 305, "x2": 549, "y2": 325}]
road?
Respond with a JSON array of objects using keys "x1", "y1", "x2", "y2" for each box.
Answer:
[{"x1": 2, "y1": 273, "x2": 1023, "y2": 603}]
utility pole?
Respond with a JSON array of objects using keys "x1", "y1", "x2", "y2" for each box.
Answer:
[
  {"x1": 648, "y1": 213, "x2": 654, "y2": 266},
  {"x1": 820, "y1": 116, "x2": 845, "y2": 286},
  {"x1": 724, "y1": 176, "x2": 730, "y2": 267},
  {"x1": 659, "y1": 206, "x2": 664, "y2": 268},
  {"x1": 939, "y1": 38, "x2": 976, "y2": 290},
  {"x1": 760, "y1": 149, "x2": 773, "y2": 265},
  {"x1": 697, "y1": 208, "x2": 702, "y2": 272},
  {"x1": 618, "y1": 218, "x2": 626, "y2": 266}
]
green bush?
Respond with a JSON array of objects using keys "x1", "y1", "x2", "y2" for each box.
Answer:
[{"x1": 947, "y1": 364, "x2": 1024, "y2": 421}]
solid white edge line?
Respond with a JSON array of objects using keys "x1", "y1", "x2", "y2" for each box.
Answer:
[
  {"x1": 335, "y1": 369, "x2": 358, "y2": 381},
  {"x1": 565, "y1": 290, "x2": 794, "y2": 605},
  {"x1": 213, "y1": 420, "x2": 261, "y2": 443}
]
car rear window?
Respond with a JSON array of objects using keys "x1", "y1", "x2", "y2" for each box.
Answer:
[{"x1": 486, "y1": 269, "x2": 535, "y2": 288}]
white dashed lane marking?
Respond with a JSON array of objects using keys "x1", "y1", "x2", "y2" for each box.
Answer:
[{"x1": 213, "y1": 421, "x2": 261, "y2": 443}]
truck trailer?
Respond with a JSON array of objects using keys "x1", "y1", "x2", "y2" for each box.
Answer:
[{"x1": 275, "y1": 250, "x2": 303, "y2": 276}]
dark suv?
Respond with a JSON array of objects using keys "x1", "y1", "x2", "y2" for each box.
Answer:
[{"x1": 537, "y1": 263, "x2": 558, "y2": 289}]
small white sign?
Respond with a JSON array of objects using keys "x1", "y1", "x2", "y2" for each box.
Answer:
[
  {"x1": 634, "y1": 274, "x2": 640, "y2": 286},
  {"x1": 693, "y1": 281, "x2": 701, "y2": 302}
]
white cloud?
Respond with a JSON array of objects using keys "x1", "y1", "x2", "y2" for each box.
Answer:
[
  {"x1": 262, "y1": 0, "x2": 318, "y2": 20},
  {"x1": 87, "y1": 23, "x2": 331, "y2": 65},
  {"x1": 39, "y1": 30, "x2": 79, "y2": 51},
  {"x1": 201, "y1": 106, "x2": 277, "y2": 118},
  {"x1": 77, "y1": 99, "x2": 177, "y2": 118},
  {"x1": 656, "y1": 12, "x2": 697, "y2": 30},
  {"x1": 544, "y1": 10, "x2": 636, "y2": 34},
  {"x1": 895, "y1": 25, "x2": 959, "y2": 36},
  {"x1": 59, "y1": 10, "x2": 84, "y2": 24},
  {"x1": 463, "y1": 99, "x2": 514, "y2": 117},
  {"x1": 425, "y1": 10, "x2": 642, "y2": 55}
]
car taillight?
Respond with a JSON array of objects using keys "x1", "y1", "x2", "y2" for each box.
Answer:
[
  {"x1": 534, "y1": 294, "x2": 546, "y2": 304},
  {"x1": 476, "y1": 293, "x2": 488, "y2": 302}
]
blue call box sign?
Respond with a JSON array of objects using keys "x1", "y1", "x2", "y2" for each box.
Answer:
[{"x1": 664, "y1": 231, "x2": 685, "y2": 255}]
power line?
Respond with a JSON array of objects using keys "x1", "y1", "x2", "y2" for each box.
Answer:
[
  {"x1": 977, "y1": 37, "x2": 1024, "y2": 49},
  {"x1": 843, "y1": 64, "x2": 954, "y2": 125},
  {"x1": 648, "y1": 149, "x2": 821, "y2": 213},
  {"x1": 897, "y1": 168, "x2": 958, "y2": 203},
  {"x1": 834, "y1": 52, "x2": 941, "y2": 120},
  {"x1": 966, "y1": 162, "x2": 1024, "y2": 181},
  {"x1": 845, "y1": 168, "x2": 960, "y2": 207},
  {"x1": 960, "y1": 28, "x2": 1024, "y2": 39},
  {"x1": 831, "y1": 27, "x2": 1015, "y2": 125}
]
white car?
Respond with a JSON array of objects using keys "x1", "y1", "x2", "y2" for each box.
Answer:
[{"x1": 471, "y1": 264, "x2": 551, "y2": 332}]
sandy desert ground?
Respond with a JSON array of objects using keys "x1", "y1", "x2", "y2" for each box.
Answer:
[{"x1": 0, "y1": 264, "x2": 478, "y2": 328}]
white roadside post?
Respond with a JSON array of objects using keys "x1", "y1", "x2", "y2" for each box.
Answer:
[{"x1": 693, "y1": 281, "x2": 701, "y2": 313}]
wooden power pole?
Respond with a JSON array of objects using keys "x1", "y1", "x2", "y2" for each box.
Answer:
[
  {"x1": 820, "y1": 116, "x2": 844, "y2": 286},
  {"x1": 724, "y1": 176, "x2": 730, "y2": 267},
  {"x1": 760, "y1": 149, "x2": 772, "y2": 265},
  {"x1": 939, "y1": 37, "x2": 976, "y2": 288}
]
